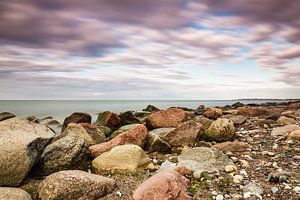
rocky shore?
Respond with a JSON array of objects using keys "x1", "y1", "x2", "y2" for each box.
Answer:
[{"x1": 0, "y1": 100, "x2": 300, "y2": 200}]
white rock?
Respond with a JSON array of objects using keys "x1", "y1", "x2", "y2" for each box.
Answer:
[{"x1": 216, "y1": 194, "x2": 224, "y2": 200}]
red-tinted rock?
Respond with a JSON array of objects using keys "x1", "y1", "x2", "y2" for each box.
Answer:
[
  {"x1": 89, "y1": 124, "x2": 148, "y2": 157},
  {"x1": 203, "y1": 108, "x2": 223, "y2": 119},
  {"x1": 237, "y1": 107, "x2": 270, "y2": 117},
  {"x1": 132, "y1": 170, "x2": 191, "y2": 200},
  {"x1": 95, "y1": 111, "x2": 121, "y2": 131},
  {"x1": 62, "y1": 112, "x2": 91, "y2": 133},
  {"x1": 146, "y1": 108, "x2": 185, "y2": 129},
  {"x1": 212, "y1": 141, "x2": 248, "y2": 152},
  {"x1": 224, "y1": 115, "x2": 247, "y2": 125},
  {"x1": 164, "y1": 120, "x2": 203, "y2": 147}
]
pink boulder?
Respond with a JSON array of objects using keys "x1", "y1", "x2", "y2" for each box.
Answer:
[
  {"x1": 89, "y1": 124, "x2": 148, "y2": 157},
  {"x1": 133, "y1": 170, "x2": 191, "y2": 200},
  {"x1": 146, "y1": 108, "x2": 186, "y2": 129}
]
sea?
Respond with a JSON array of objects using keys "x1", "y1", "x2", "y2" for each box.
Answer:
[{"x1": 0, "y1": 100, "x2": 288, "y2": 122}]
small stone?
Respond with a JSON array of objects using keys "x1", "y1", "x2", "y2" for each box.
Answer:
[
  {"x1": 240, "y1": 160, "x2": 250, "y2": 168},
  {"x1": 293, "y1": 186, "x2": 300, "y2": 193},
  {"x1": 225, "y1": 165, "x2": 237, "y2": 173},
  {"x1": 216, "y1": 194, "x2": 224, "y2": 200},
  {"x1": 271, "y1": 187, "x2": 278, "y2": 193},
  {"x1": 284, "y1": 184, "x2": 292, "y2": 190},
  {"x1": 233, "y1": 175, "x2": 243, "y2": 184}
]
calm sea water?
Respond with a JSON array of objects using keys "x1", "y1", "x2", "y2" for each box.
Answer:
[{"x1": 0, "y1": 100, "x2": 286, "y2": 122}]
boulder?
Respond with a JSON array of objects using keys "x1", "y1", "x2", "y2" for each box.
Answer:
[
  {"x1": 237, "y1": 107, "x2": 270, "y2": 116},
  {"x1": 277, "y1": 116, "x2": 297, "y2": 125},
  {"x1": 203, "y1": 118, "x2": 236, "y2": 142},
  {"x1": 62, "y1": 123, "x2": 105, "y2": 146},
  {"x1": 271, "y1": 124, "x2": 300, "y2": 137},
  {"x1": 132, "y1": 170, "x2": 191, "y2": 200},
  {"x1": 212, "y1": 141, "x2": 248, "y2": 152},
  {"x1": 0, "y1": 112, "x2": 15, "y2": 122},
  {"x1": 61, "y1": 112, "x2": 91, "y2": 133},
  {"x1": 95, "y1": 111, "x2": 120, "y2": 131},
  {"x1": 119, "y1": 111, "x2": 141, "y2": 125},
  {"x1": 145, "y1": 132, "x2": 171, "y2": 153},
  {"x1": 193, "y1": 116, "x2": 213, "y2": 130},
  {"x1": 232, "y1": 102, "x2": 244, "y2": 108},
  {"x1": 37, "y1": 170, "x2": 115, "y2": 200},
  {"x1": 40, "y1": 118, "x2": 62, "y2": 134},
  {"x1": 148, "y1": 128, "x2": 175, "y2": 137},
  {"x1": 288, "y1": 130, "x2": 300, "y2": 141},
  {"x1": 0, "y1": 118, "x2": 54, "y2": 186},
  {"x1": 39, "y1": 135, "x2": 90, "y2": 175},
  {"x1": 178, "y1": 147, "x2": 235, "y2": 175},
  {"x1": 110, "y1": 124, "x2": 140, "y2": 139},
  {"x1": 89, "y1": 124, "x2": 148, "y2": 157},
  {"x1": 92, "y1": 145, "x2": 151, "y2": 173},
  {"x1": 143, "y1": 104, "x2": 160, "y2": 112},
  {"x1": 146, "y1": 108, "x2": 185, "y2": 129},
  {"x1": 203, "y1": 108, "x2": 223, "y2": 119},
  {"x1": 266, "y1": 113, "x2": 281, "y2": 121},
  {"x1": 224, "y1": 115, "x2": 247, "y2": 125},
  {"x1": 80, "y1": 123, "x2": 106, "y2": 143},
  {"x1": 164, "y1": 120, "x2": 203, "y2": 147},
  {"x1": 195, "y1": 105, "x2": 205, "y2": 115},
  {"x1": 0, "y1": 187, "x2": 32, "y2": 200}
]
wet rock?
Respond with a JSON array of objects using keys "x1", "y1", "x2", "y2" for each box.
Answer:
[
  {"x1": 39, "y1": 135, "x2": 90, "y2": 175},
  {"x1": 277, "y1": 116, "x2": 297, "y2": 125},
  {"x1": 92, "y1": 144, "x2": 151, "y2": 173},
  {"x1": 224, "y1": 115, "x2": 247, "y2": 125},
  {"x1": 95, "y1": 111, "x2": 120, "y2": 131},
  {"x1": 61, "y1": 112, "x2": 91, "y2": 133},
  {"x1": 0, "y1": 187, "x2": 32, "y2": 200},
  {"x1": 37, "y1": 170, "x2": 115, "y2": 200},
  {"x1": 26, "y1": 116, "x2": 40, "y2": 123},
  {"x1": 195, "y1": 105, "x2": 205, "y2": 115},
  {"x1": 0, "y1": 112, "x2": 15, "y2": 121},
  {"x1": 143, "y1": 104, "x2": 160, "y2": 112},
  {"x1": 132, "y1": 170, "x2": 191, "y2": 200},
  {"x1": 193, "y1": 116, "x2": 213, "y2": 130},
  {"x1": 177, "y1": 147, "x2": 235, "y2": 175},
  {"x1": 271, "y1": 124, "x2": 300, "y2": 137},
  {"x1": 0, "y1": 118, "x2": 54, "y2": 186},
  {"x1": 212, "y1": 141, "x2": 248, "y2": 152},
  {"x1": 243, "y1": 182, "x2": 264, "y2": 200},
  {"x1": 62, "y1": 123, "x2": 105, "y2": 146},
  {"x1": 119, "y1": 111, "x2": 141, "y2": 125},
  {"x1": 287, "y1": 130, "x2": 300, "y2": 141},
  {"x1": 89, "y1": 124, "x2": 148, "y2": 157},
  {"x1": 163, "y1": 120, "x2": 203, "y2": 147},
  {"x1": 203, "y1": 118, "x2": 236, "y2": 142},
  {"x1": 146, "y1": 108, "x2": 185, "y2": 129},
  {"x1": 203, "y1": 108, "x2": 223, "y2": 119}
]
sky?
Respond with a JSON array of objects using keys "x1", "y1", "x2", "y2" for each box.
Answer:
[{"x1": 0, "y1": 0, "x2": 300, "y2": 100}]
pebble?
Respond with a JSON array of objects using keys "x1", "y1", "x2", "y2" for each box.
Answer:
[
  {"x1": 293, "y1": 186, "x2": 300, "y2": 193},
  {"x1": 215, "y1": 194, "x2": 224, "y2": 200},
  {"x1": 271, "y1": 187, "x2": 278, "y2": 193},
  {"x1": 225, "y1": 165, "x2": 237, "y2": 173},
  {"x1": 240, "y1": 159, "x2": 250, "y2": 168},
  {"x1": 240, "y1": 169, "x2": 248, "y2": 177},
  {"x1": 115, "y1": 191, "x2": 122, "y2": 197},
  {"x1": 233, "y1": 175, "x2": 243, "y2": 184},
  {"x1": 284, "y1": 184, "x2": 292, "y2": 190}
]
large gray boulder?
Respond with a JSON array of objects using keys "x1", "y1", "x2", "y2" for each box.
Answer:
[
  {"x1": 178, "y1": 147, "x2": 235, "y2": 176},
  {"x1": 0, "y1": 187, "x2": 32, "y2": 200},
  {"x1": 0, "y1": 118, "x2": 55, "y2": 186},
  {"x1": 37, "y1": 170, "x2": 115, "y2": 200},
  {"x1": 39, "y1": 135, "x2": 90, "y2": 175}
]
